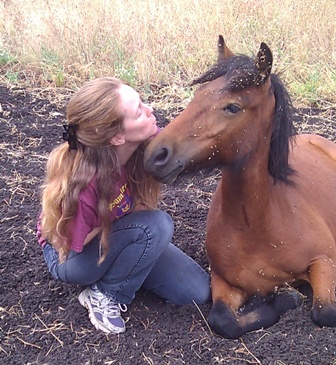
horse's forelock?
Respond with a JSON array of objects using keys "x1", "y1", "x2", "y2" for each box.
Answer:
[{"x1": 190, "y1": 55, "x2": 263, "y2": 90}]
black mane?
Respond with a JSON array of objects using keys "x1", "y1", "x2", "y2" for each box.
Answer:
[
  {"x1": 190, "y1": 55, "x2": 266, "y2": 90},
  {"x1": 190, "y1": 55, "x2": 297, "y2": 185}
]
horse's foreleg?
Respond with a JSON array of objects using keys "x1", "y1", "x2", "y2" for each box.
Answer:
[
  {"x1": 208, "y1": 273, "x2": 303, "y2": 339},
  {"x1": 208, "y1": 272, "x2": 246, "y2": 338},
  {"x1": 308, "y1": 259, "x2": 336, "y2": 327}
]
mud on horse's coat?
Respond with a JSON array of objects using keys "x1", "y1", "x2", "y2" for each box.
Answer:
[{"x1": 144, "y1": 36, "x2": 336, "y2": 339}]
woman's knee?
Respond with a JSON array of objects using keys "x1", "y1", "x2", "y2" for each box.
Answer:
[
  {"x1": 139, "y1": 210, "x2": 174, "y2": 244},
  {"x1": 115, "y1": 210, "x2": 173, "y2": 258},
  {"x1": 152, "y1": 210, "x2": 174, "y2": 236}
]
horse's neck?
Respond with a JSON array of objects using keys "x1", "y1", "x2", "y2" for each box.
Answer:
[{"x1": 219, "y1": 162, "x2": 271, "y2": 229}]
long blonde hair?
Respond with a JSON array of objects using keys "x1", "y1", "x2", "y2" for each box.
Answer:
[{"x1": 40, "y1": 77, "x2": 161, "y2": 262}]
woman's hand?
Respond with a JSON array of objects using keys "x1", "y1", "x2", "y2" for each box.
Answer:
[{"x1": 84, "y1": 227, "x2": 102, "y2": 245}]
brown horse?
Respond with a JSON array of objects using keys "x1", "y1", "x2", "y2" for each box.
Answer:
[{"x1": 144, "y1": 36, "x2": 336, "y2": 338}]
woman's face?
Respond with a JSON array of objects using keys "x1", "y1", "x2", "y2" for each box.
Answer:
[{"x1": 118, "y1": 84, "x2": 157, "y2": 144}]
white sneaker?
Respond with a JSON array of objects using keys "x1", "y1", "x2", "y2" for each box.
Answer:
[{"x1": 78, "y1": 285, "x2": 127, "y2": 334}]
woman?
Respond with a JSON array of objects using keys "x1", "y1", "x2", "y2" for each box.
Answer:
[{"x1": 37, "y1": 77, "x2": 210, "y2": 334}]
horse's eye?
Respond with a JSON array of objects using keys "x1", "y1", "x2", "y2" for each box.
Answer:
[{"x1": 223, "y1": 104, "x2": 241, "y2": 114}]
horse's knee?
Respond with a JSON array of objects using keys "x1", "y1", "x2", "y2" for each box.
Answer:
[
  {"x1": 312, "y1": 303, "x2": 336, "y2": 327},
  {"x1": 208, "y1": 301, "x2": 242, "y2": 339}
]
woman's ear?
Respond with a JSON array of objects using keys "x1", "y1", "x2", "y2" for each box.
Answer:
[{"x1": 110, "y1": 133, "x2": 125, "y2": 146}]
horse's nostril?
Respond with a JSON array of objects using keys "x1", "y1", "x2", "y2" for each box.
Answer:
[
  {"x1": 154, "y1": 146, "x2": 171, "y2": 166},
  {"x1": 155, "y1": 148, "x2": 167, "y2": 162}
]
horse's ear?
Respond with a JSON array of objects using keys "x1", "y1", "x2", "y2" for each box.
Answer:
[
  {"x1": 217, "y1": 35, "x2": 235, "y2": 62},
  {"x1": 255, "y1": 42, "x2": 273, "y2": 81}
]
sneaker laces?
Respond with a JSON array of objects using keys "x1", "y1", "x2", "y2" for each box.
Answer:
[
  {"x1": 95, "y1": 295, "x2": 127, "y2": 317},
  {"x1": 90, "y1": 285, "x2": 127, "y2": 316}
]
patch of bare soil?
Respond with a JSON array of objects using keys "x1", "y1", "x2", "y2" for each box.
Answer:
[{"x1": 1, "y1": 83, "x2": 336, "y2": 365}]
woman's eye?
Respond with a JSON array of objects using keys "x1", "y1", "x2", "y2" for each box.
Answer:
[
  {"x1": 137, "y1": 106, "x2": 142, "y2": 118},
  {"x1": 223, "y1": 104, "x2": 241, "y2": 114}
]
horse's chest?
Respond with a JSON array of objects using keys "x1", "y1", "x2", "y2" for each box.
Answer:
[
  {"x1": 206, "y1": 232, "x2": 302, "y2": 294},
  {"x1": 224, "y1": 263, "x2": 294, "y2": 295}
]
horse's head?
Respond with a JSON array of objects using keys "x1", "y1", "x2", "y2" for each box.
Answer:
[{"x1": 144, "y1": 36, "x2": 295, "y2": 184}]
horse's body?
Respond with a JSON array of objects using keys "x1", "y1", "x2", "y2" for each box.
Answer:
[
  {"x1": 144, "y1": 37, "x2": 336, "y2": 338},
  {"x1": 209, "y1": 134, "x2": 336, "y2": 295}
]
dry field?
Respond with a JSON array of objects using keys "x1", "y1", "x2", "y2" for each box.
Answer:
[{"x1": 1, "y1": 0, "x2": 336, "y2": 105}]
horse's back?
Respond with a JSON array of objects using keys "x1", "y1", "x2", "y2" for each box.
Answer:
[
  {"x1": 291, "y1": 134, "x2": 336, "y2": 179},
  {"x1": 295, "y1": 134, "x2": 336, "y2": 161},
  {"x1": 290, "y1": 133, "x2": 336, "y2": 228}
]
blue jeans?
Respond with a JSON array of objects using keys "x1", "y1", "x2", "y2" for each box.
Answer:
[{"x1": 43, "y1": 210, "x2": 210, "y2": 305}]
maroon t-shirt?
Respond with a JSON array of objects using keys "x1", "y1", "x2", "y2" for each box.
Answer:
[{"x1": 37, "y1": 166, "x2": 133, "y2": 252}]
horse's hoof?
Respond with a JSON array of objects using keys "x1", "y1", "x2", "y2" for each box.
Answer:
[
  {"x1": 312, "y1": 304, "x2": 336, "y2": 327},
  {"x1": 273, "y1": 288, "x2": 304, "y2": 314},
  {"x1": 208, "y1": 301, "x2": 242, "y2": 339}
]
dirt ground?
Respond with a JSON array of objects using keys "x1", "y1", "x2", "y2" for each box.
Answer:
[{"x1": 1, "y1": 83, "x2": 336, "y2": 365}]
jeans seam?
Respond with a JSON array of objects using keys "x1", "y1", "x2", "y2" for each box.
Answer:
[{"x1": 111, "y1": 224, "x2": 153, "y2": 302}]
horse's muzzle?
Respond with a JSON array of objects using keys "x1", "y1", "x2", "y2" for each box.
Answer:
[{"x1": 144, "y1": 145, "x2": 185, "y2": 184}]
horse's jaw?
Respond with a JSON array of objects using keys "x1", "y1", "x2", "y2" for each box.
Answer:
[
  {"x1": 143, "y1": 155, "x2": 185, "y2": 184},
  {"x1": 155, "y1": 164, "x2": 185, "y2": 184}
]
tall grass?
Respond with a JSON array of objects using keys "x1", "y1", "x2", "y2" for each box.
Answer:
[{"x1": 0, "y1": 0, "x2": 335, "y2": 106}]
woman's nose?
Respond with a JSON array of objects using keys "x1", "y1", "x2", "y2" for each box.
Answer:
[{"x1": 144, "y1": 103, "x2": 153, "y2": 116}]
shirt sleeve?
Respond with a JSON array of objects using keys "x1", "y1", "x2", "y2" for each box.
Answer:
[{"x1": 69, "y1": 183, "x2": 99, "y2": 252}]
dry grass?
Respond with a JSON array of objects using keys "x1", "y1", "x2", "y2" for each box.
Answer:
[{"x1": 0, "y1": 0, "x2": 335, "y2": 106}]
